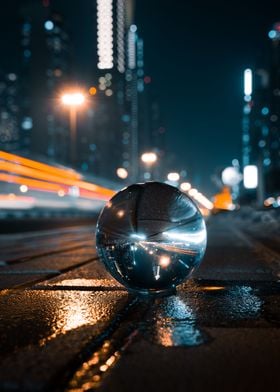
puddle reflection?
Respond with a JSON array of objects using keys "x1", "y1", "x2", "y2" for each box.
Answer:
[
  {"x1": 226, "y1": 285, "x2": 263, "y2": 319},
  {"x1": 47, "y1": 278, "x2": 121, "y2": 288},
  {"x1": 145, "y1": 295, "x2": 206, "y2": 347},
  {"x1": 36, "y1": 289, "x2": 127, "y2": 345}
]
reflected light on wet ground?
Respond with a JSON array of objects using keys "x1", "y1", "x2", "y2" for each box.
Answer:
[
  {"x1": 202, "y1": 286, "x2": 225, "y2": 291},
  {"x1": 68, "y1": 339, "x2": 121, "y2": 391},
  {"x1": 226, "y1": 286, "x2": 263, "y2": 318},
  {"x1": 179, "y1": 282, "x2": 263, "y2": 324},
  {"x1": 38, "y1": 290, "x2": 127, "y2": 345},
  {"x1": 145, "y1": 295, "x2": 206, "y2": 347},
  {"x1": 46, "y1": 278, "x2": 122, "y2": 288},
  {"x1": 144, "y1": 283, "x2": 264, "y2": 347}
]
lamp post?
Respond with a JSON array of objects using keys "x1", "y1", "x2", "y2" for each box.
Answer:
[
  {"x1": 140, "y1": 152, "x2": 158, "y2": 180},
  {"x1": 61, "y1": 92, "x2": 85, "y2": 166},
  {"x1": 167, "y1": 172, "x2": 180, "y2": 182}
]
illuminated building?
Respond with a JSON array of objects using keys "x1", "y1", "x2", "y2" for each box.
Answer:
[
  {"x1": 242, "y1": 22, "x2": 280, "y2": 199},
  {"x1": 267, "y1": 22, "x2": 280, "y2": 194},
  {"x1": 93, "y1": 0, "x2": 166, "y2": 182},
  {"x1": 0, "y1": 72, "x2": 20, "y2": 152},
  {"x1": 19, "y1": 1, "x2": 71, "y2": 162},
  {"x1": 93, "y1": 0, "x2": 137, "y2": 181}
]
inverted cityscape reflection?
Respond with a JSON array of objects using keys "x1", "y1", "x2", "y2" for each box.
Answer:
[{"x1": 96, "y1": 182, "x2": 207, "y2": 295}]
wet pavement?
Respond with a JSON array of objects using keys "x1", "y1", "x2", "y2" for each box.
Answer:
[{"x1": 0, "y1": 212, "x2": 280, "y2": 391}]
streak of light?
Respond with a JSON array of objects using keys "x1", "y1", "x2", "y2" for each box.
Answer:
[
  {"x1": 202, "y1": 286, "x2": 225, "y2": 291},
  {"x1": 138, "y1": 241, "x2": 198, "y2": 256},
  {"x1": 0, "y1": 173, "x2": 68, "y2": 193},
  {"x1": 0, "y1": 194, "x2": 35, "y2": 209},
  {"x1": 0, "y1": 161, "x2": 114, "y2": 198},
  {"x1": 0, "y1": 150, "x2": 81, "y2": 180}
]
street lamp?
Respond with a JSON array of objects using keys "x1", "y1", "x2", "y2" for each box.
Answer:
[
  {"x1": 167, "y1": 172, "x2": 180, "y2": 182},
  {"x1": 180, "y1": 182, "x2": 191, "y2": 192},
  {"x1": 61, "y1": 91, "x2": 86, "y2": 166},
  {"x1": 116, "y1": 167, "x2": 128, "y2": 179},
  {"x1": 140, "y1": 152, "x2": 158, "y2": 180},
  {"x1": 141, "y1": 152, "x2": 157, "y2": 164}
]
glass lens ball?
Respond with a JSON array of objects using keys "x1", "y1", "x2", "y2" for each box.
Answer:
[{"x1": 96, "y1": 182, "x2": 207, "y2": 295}]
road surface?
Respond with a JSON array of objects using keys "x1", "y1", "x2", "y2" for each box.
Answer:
[{"x1": 0, "y1": 209, "x2": 279, "y2": 392}]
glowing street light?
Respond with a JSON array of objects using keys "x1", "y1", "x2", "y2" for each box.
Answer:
[
  {"x1": 167, "y1": 172, "x2": 180, "y2": 182},
  {"x1": 141, "y1": 152, "x2": 158, "y2": 164},
  {"x1": 221, "y1": 167, "x2": 242, "y2": 187},
  {"x1": 116, "y1": 167, "x2": 128, "y2": 179},
  {"x1": 180, "y1": 182, "x2": 191, "y2": 192},
  {"x1": 141, "y1": 152, "x2": 158, "y2": 181},
  {"x1": 188, "y1": 188, "x2": 198, "y2": 197},
  {"x1": 61, "y1": 93, "x2": 85, "y2": 106},
  {"x1": 61, "y1": 91, "x2": 86, "y2": 166}
]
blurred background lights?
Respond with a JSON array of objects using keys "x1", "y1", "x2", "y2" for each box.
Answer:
[
  {"x1": 97, "y1": 0, "x2": 113, "y2": 69},
  {"x1": 44, "y1": 20, "x2": 54, "y2": 31},
  {"x1": 268, "y1": 30, "x2": 277, "y2": 39},
  {"x1": 180, "y1": 182, "x2": 191, "y2": 192},
  {"x1": 144, "y1": 172, "x2": 151, "y2": 180},
  {"x1": 116, "y1": 167, "x2": 128, "y2": 179},
  {"x1": 105, "y1": 89, "x2": 113, "y2": 96},
  {"x1": 263, "y1": 158, "x2": 271, "y2": 166},
  {"x1": 21, "y1": 117, "x2": 33, "y2": 130},
  {"x1": 243, "y1": 104, "x2": 251, "y2": 115},
  {"x1": 20, "y1": 185, "x2": 28, "y2": 193},
  {"x1": 244, "y1": 68, "x2": 253, "y2": 97},
  {"x1": 116, "y1": 0, "x2": 125, "y2": 73},
  {"x1": 130, "y1": 24, "x2": 137, "y2": 33},
  {"x1": 167, "y1": 172, "x2": 180, "y2": 182},
  {"x1": 128, "y1": 26, "x2": 136, "y2": 69},
  {"x1": 141, "y1": 152, "x2": 157, "y2": 164},
  {"x1": 244, "y1": 95, "x2": 252, "y2": 102},
  {"x1": 188, "y1": 188, "x2": 198, "y2": 197},
  {"x1": 8, "y1": 73, "x2": 17, "y2": 81},
  {"x1": 221, "y1": 167, "x2": 242, "y2": 186},
  {"x1": 89, "y1": 86, "x2": 97, "y2": 95},
  {"x1": 243, "y1": 165, "x2": 258, "y2": 189},
  {"x1": 61, "y1": 92, "x2": 85, "y2": 106},
  {"x1": 261, "y1": 107, "x2": 269, "y2": 115}
]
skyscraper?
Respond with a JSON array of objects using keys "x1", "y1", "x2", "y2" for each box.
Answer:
[
  {"x1": 19, "y1": 0, "x2": 71, "y2": 162},
  {"x1": 242, "y1": 22, "x2": 280, "y2": 198},
  {"x1": 267, "y1": 22, "x2": 280, "y2": 193},
  {"x1": 0, "y1": 72, "x2": 20, "y2": 152},
  {"x1": 92, "y1": 0, "x2": 166, "y2": 182}
]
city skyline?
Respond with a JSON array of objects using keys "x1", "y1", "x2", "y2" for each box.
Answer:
[{"x1": 0, "y1": 0, "x2": 279, "y2": 195}]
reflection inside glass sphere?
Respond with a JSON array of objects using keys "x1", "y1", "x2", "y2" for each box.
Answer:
[{"x1": 96, "y1": 182, "x2": 207, "y2": 295}]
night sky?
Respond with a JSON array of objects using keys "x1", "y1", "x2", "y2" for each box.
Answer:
[
  {"x1": 1, "y1": 0, "x2": 280, "y2": 194},
  {"x1": 136, "y1": 0, "x2": 280, "y2": 194}
]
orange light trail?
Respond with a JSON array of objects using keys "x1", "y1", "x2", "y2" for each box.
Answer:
[
  {"x1": 0, "y1": 151, "x2": 82, "y2": 181},
  {"x1": 0, "y1": 173, "x2": 68, "y2": 193},
  {"x1": 0, "y1": 151, "x2": 116, "y2": 200}
]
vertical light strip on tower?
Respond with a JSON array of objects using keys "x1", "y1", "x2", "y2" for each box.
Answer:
[
  {"x1": 97, "y1": 0, "x2": 113, "y2": 69},
  {"x1": 137, "y1": 38, "x2": 144, "y2": 92},
  {"x1": 128, "y1": 25, "x2": 137, "y2": 69},
  {"x1": 244, "y1": 68, "x2": 252, "y2": 99},
  {"x1": 242, "y1": 68, "x2": 253, "y2": 168},
  {"x1": 117, "y1": 0, "x2": 125, "y2": 73}
]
